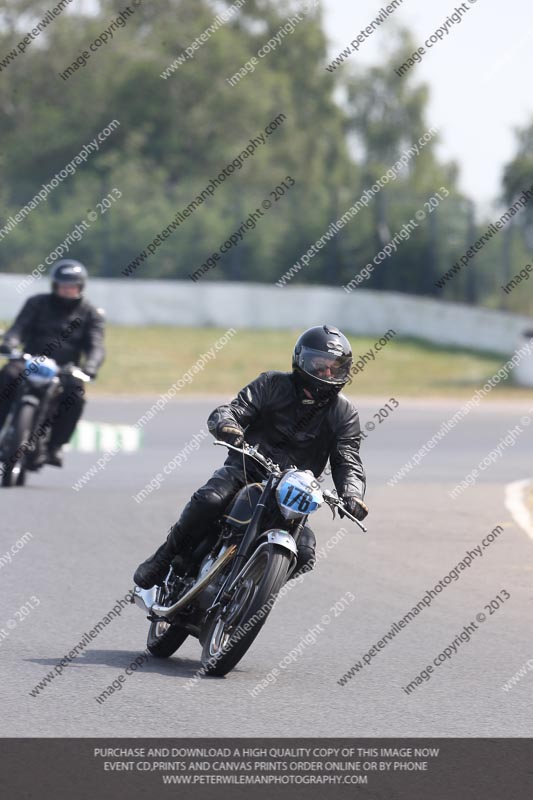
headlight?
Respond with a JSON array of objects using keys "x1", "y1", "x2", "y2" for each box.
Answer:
[{"x1": 276, "y1": 469, "x2": 323, "y2": 519}]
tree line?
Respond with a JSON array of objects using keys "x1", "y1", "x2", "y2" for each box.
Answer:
[{"x1": 0, "y1": 0, "x2": 531, "y2": 312}]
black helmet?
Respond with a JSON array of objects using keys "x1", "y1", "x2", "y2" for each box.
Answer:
[
  {"x1": 292, "y1": 325, "x2": 352, "y2": 401},
  {"x1": 50, "y1": 260, "x2": 87, "y2": 298}
]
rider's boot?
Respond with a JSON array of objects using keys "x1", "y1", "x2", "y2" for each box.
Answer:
[
  {"x1": 133, "y1": 523, "x2": 197, "y2": 589},
  {"x1": 45, "y1": 446, "x2": 63, "y2": 467}
]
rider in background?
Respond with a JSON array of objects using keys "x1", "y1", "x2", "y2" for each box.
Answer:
[
  {"x1": 0, "y1": 260, "x2": 105, "y2": 466},
  {"x1": 134, "y1": 324, "x2": 368, "y2": 589}
]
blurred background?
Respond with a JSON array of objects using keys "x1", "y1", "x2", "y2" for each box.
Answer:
[{"x1": 1, "y1": 0, "x2": 533, "y2": 394}]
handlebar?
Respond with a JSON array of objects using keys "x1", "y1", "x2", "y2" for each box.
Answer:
[
  {"x1": 322, "y1": 489, "x2": 367, "y2": 532},
  {"x1": 68, "y1": 366, "x2": 92, "y2": 382},
  {"x1": 1, "y1": 351, "x2": 91, "y2": 382},
  {"x1": 213, "y1": 440, "x2": 367, "y2": 532},
  {"x1": 214, "y1": 439, "x2": 283, "y2": 475}
]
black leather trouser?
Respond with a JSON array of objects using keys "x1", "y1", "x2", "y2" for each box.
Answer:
[
  {"x1": 168, "y1": 465, "x2": 316, "y2": 576},
  {"x1": 47, "y1": 376, "x2": 86, "y2": 448}
]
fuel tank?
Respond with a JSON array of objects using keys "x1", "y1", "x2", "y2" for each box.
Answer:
[{"x1": 223, "y1": 482, "x2": 263, "y2": 529}]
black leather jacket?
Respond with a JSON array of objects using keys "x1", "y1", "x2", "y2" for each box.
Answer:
[
  {"x1": 208, "y1": 371, "x2": 366, "y2": 500},
  {"x1": 3, "y1": 293, "x2": 105, "y2": 375}
]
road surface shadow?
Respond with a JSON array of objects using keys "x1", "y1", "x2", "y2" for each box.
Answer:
[{"x1": 26, "y1": 649, "x2": 240, "y2": 679}]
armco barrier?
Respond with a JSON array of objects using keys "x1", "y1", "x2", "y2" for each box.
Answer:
[{"x1": 0, "y1": 273, "x2": 531, "y2": 356}]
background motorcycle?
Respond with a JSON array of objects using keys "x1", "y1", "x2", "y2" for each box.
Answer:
[
  {"x1": 133, "y1": 440, "x2": 366, "y2": 677},
  {"x1": 0, "y1": 352, "x2": 90, "y2": 487}
]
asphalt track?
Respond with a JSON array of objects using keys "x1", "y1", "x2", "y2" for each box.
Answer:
[{"x1": 1, "y1": 396, "x2": 532, "y2": 737}]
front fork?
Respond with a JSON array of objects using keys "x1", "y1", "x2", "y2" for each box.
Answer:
[{"x1": 206, "y1": 525, "x2": 300, "y2": 627}]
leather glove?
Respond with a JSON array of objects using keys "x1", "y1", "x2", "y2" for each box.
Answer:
[
  {"x1": 340, "y1": 495, "x2": 369, "y2": 521},
  {"x1": 215, "y1": 421, "x2": 244, "y2": 448}
]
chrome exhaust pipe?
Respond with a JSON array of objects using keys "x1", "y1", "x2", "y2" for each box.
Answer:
[
  {"x1": 151, "y1": 544, "x2": 237, "y2": 620},
  {"x1": 132, "y1": 585, "x2": 158, "y2": 614}
]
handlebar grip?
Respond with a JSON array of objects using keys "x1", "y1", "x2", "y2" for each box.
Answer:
[{"x1": 323, "y1": 492, "x2": 367, "y2": 532}]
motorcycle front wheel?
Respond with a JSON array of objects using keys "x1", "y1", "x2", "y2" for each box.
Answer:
[
  {"x1": 200, "y1": 543, "x2": 292, "y2": 677},
  {"x1": 1, "y1": 403, "x2": 35, "y2": 488}
]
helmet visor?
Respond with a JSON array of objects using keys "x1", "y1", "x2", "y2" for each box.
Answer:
[
  {"x1": 53, "y1": 270, "x2": 84, "y2": 285},
  {"x1": 54, "y1": 282, "x2": 82, "y2": 299},
  {"x1": 298, "y1": 347, "x2": 352, "y2": 384}
]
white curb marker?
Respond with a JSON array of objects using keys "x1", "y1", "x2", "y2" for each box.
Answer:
[
  {"x1": 66, "y1": 422, "x2": 141, "y2": 453},
  {"x1": 505, "y1": 479, "x2": 533, "y2": 540}
]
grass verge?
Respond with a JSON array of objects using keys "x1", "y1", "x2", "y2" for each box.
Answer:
[
  {"x1": 90, "y1": 327, "x2": 528, "y2": 398},
  {"x1": 1, "y1": 323, "x2": 529, "y2": 397}
]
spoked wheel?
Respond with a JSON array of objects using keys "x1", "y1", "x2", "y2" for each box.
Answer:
[
  {"x1": 201, "y1": 543, "x2": 292, "y2": 677},
  {"x1": 146, "y1": 586, "x2": 189, "y2": 658},
  {"x1": 0, "y1": 404, "x2": 34, "y2": 488}
]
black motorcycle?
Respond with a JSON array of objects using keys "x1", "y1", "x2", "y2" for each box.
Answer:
[
  {"x1": 133, "y1": 440, "x2": 366, "y2": 677},
  {"x1": 0, "y1": 352, "x2": 90, "y2": 487}
]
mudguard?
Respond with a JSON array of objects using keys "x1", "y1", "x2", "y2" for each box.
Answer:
[{"x1": 257, "y1": 528, "x2": 298, "y2": 558}]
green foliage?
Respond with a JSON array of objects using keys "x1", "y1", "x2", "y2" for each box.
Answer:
[{"x1": 0, "y1": 1, "x2": 530, "y2": 311}]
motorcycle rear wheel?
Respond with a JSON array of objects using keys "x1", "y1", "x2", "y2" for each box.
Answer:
[
  {"x1": 146, "y1": 585, "x2": 189, "y2": 658},
  {"x1": 147, "y1": 619, "x2": 189, "y2": 658}
]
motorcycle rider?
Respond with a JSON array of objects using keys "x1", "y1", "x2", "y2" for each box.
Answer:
[
  {"x1": 0, "y1": 260, "x2": 105, "y2": 466},
  {"x1": 134, "y1": 324, "x2": 368, "y2": 590}
]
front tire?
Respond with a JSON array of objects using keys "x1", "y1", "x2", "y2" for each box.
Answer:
[
  {"x1": 200, "y1": 543, "x2": 292, "y2": 677},
  {"x1": 1, "y1": 403, "x2": 35, "y2": 488}
]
